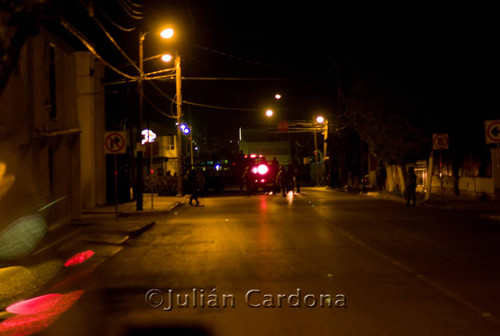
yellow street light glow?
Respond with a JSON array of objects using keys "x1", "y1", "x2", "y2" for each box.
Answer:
[
  {"x1": 160, "y1": 28, "x2": 174, "y2": 39},
  {"x1": 275, "y1": 93, "x2": 282, "y2": 100},
  {"x1": 161, "y1": 54, "x2": 173, "y2": 62},
  {"x1": 316, "y1": 116, "x2": 325, "y2": 124},
  {"x1": 266, "y1": 109, "x2": 274, "y2": 117}
]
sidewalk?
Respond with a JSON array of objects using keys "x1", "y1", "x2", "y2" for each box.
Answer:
[
  {"x1": 80, "y1": 194, "x2": 185, "y2": 218},
  {"x1": 361, "y1": 189, "x2": 500, "y2": 221}
]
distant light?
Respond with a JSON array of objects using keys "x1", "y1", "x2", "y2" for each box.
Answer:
[
  {"x1": 260, "y1": 179, "x2": 266, "y2": 183},
  {"x1": 160, "y1": 28, "x2": 174, "y2": 39},
  {"x1": 141, "y1": 129, "x2": 156, "y2": 144},
  {"x1": 250, "y1": 154, "x2": 257, "y2": 158},
  {"x1": 180, "y1": 123, "x2": 186, "y2": 130},
  {"x1": 161, "y1": 54, "x2": 173, "y2": 62},
  {"x1": 183, "y1": 127, "x2": 190, "y2": 135},
  {"x1": 265, "y1": 109, "x2": 273, "y2": 117},
  {"x1": 316, "y1": 116, "x2": 325, "y2": 124},
  {"x1": 194, "y1": 146, "x2": 199, "y2": 151},
  {"x1": 275, "y1": 93, "x2": 282, "y2": 100},
  {"x1": 215, "y1": 164, "x2": 221, "y2": 171}
]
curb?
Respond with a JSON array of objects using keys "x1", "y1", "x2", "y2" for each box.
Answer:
[
  {"x1": 118, "y1": 201, "x2": 183, "y2": 217},
  {"x1": 360, "y1": 190, "x2": 500, "y2": 222}
]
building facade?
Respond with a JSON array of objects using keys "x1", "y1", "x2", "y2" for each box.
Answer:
[{"x1": 0, "y1": 26, "x2": 105, "y2": 229}]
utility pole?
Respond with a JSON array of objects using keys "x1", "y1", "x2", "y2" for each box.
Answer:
[
  {"x1": 175, "y1": 54, "x2": 183, "y2": 196},
  {"x1": 313, "y1": 124, "x2": 320, "y2": 185},
  {"x1": 136, "y1": 31, "x2": 145, "y2": 211}
]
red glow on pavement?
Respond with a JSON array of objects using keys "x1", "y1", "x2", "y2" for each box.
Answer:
[
  {"x1": 1, "y1": 290, "x2": 84, "y2": 335},
  {"x1": 64, "y1": 250, "x2": 95, "y2": 267}
]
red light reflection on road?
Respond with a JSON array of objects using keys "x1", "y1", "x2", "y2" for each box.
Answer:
[
  {"x1": 63, "y1": 250, "x2": 95, "y2": 267},
  {"x1": 1, "y1": 290, "x2": 84, "y2": 335}
]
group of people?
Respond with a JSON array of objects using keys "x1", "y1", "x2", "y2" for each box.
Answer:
[
  {"x1": 241, "y1": 162, "x2": 300, "y2": 197},
  {"x1": 276, "y1": 165, "x2": 300, "y2": 197},
  {"x1": 145, "y1": 170, "x2": 178, "y2": 196}
]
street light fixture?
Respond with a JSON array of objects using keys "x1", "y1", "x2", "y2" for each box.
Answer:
[
  {"x1": 161, "y1": 54, "x2": 173, "y2": 62},
  {"x1": 160, "y1": 28, "x2": 174, "y2": 39},
  {"x1": 266, "y1": 109, "x2": 274, "y2": 117}
]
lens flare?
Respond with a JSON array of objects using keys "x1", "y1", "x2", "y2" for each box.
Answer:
[
  {"x1": 257, "y1": 164, "x2": 269, "y2": 175},
  {"x1": 64, "y1": 250, "x2": 95, "y2": 267}
]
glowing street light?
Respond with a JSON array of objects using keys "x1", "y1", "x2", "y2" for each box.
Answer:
[
  {"x1": 274, "y1": 93, "x2": 282, "y2": 100},
  {"x1": 266, "y1": 109, "x2": 274, "y2": 117},
  {"x1": 161, "y1": 54, "x2": 173, "y2": 62},
  {"x1": 160, "y1": 28, "x2": 174, "y2": 39},
  {"x1": 316, "y1": 115, "x2": 325, "y2": 124}
]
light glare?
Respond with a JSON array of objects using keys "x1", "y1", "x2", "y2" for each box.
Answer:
[
  {"x1": 257, "y1": 164, "x2": 269, "y2": 175},
  {"x1": 160, "y1": 28, "x2": 174, "y2": 39},
  {"x1": 161, "y1": 54, "x2": 173, "y2": 62}
]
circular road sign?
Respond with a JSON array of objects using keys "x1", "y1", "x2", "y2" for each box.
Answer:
[
  {"x1": 486, "y1": 120, "x2": 500, "y2": 143},
  {"x1": 278, "y1": 120, "x2": 289, "y2": 132},
  {"x1": 105, "y1": 132, "x2": 126, "y2": 154}
]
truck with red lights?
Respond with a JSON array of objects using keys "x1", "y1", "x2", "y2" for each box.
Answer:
[{"x1": 243, "y1": 155, "x2": 280, "y2": 193}]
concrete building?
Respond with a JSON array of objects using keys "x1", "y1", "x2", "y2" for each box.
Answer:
[{"x1": 0, "y1": 26, "x2": 105, "y2": 229}]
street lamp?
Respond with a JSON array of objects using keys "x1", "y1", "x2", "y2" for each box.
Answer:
[
  {"x1": 136, "y1": 28, "x2": 174, "y2": 210},
  {"x1": 266, "y1": 109, "x2": 274, "y2": 117},
  {"x1": 159, "y1": 53, "x2": 184, "y2": 195},
  {"x1": 313, "y1": 115, "x2": 326, "y2": 186}
]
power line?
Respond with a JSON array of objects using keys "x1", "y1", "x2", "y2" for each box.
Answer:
[
  {"x1": 92, "y1": 15, "x2": 140, "y2": 73},
  {"x1": 94, "y1": 2, "x2": 136, "y2": 32},
  {"x1": 60, "y1": 19, "x2": 138, "y2": 80},
  {"x1": 118, "y1": 0, "x2": 143, "y2": 19}
]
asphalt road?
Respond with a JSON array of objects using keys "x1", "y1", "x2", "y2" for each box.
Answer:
[{"x1": 43, "y1": 188, "x2": 500, "y2": 336}]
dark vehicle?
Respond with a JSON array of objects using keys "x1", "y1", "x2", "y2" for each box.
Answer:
[{"x1": 245, "y1": 158, "x2": 279, "y2": 193}]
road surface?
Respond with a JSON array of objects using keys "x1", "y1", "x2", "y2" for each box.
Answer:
[{"x1": 42, "y1": 188, "x2": 500, "y2": 335}]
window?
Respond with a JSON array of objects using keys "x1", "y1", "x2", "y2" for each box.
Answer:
[{"x1": 166, "y1": 135, "x2": 175, "y2": 150}]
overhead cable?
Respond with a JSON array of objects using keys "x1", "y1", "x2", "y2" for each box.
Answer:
[
  {"x1": 92, "y1": 15, "x2": 140, "y2": 73},
  {"x1": 118, "y1": 0, "x2": 143, "y2": 19},
  {"x1": 60, "y1": 19, "x2": 137, "y2": 80},
  {"x1": 95, "y1": 2, "x2": 136, "y2": 32}
]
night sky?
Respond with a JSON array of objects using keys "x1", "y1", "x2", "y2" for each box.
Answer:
[{"x1": 67, "y1": 1, "x2": 499, "y2": 152}]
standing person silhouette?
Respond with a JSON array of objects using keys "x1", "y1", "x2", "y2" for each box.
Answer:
[
  {"x1": 188, "y1": 169, "x2": 200, "y2": 206},
  {"x1": 406, "y1": 166, "x2": 417, "y2": 207}
]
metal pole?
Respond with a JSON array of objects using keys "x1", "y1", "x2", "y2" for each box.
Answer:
[
  {"x1": 150, "y1": 142, "x2": 153, "y2": 209},
  {"x1": 190, "y1": 133, "x2": 194, "y2": 167},
  {"x1": 175, "y1": 54, "x2": 184, "y2": 196},
  {"x1": 313, "y1": 121, "x2": 319, "y2": 185},
  {"x1": 136, "y1": 32, "x2": 144, "y2": 210},
  {"x1": 114, "y1": 153, "x2": 118, "y2": 220}
]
